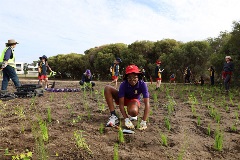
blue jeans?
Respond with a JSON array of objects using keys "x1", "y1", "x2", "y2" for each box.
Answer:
[{"x1": 1, "y1": 65, "x2": 21, "y2": 90}]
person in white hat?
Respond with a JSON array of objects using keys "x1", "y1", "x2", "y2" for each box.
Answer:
[
  {"x1": 0, "y1": 39, "x2": 21, "y2": 90},
  {"x1": 222, "y1": 56, "x2": 234, "y2": 93}
]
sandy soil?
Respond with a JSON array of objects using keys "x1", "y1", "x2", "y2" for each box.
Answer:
[{"x1": 0, "y1": 80, "x2": 239, "y2": 160}]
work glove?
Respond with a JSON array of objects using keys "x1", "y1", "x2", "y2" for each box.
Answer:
[
  {"x1": 138, "y1": 120, "x2": 147, "y2": 130},
  {"x1": 125, "y1": 118, "x2": 135, "y2": 129},
  {"x1": 1, "y1": 61, "x2": 8, "y2": 69}
]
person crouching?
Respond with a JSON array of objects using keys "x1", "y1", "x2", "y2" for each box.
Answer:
[
  {"x1": 79, "y1": 69, "x2": 95, "y2": 90},
  {"x1": 104, "y1": 64, "x2": 150, "y2": 130}
]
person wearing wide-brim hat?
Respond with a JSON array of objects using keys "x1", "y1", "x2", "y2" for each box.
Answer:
[
  {"x1": 38, "y1": 55, "x2": 52, "y2": 89},
  {"x1": 105, "y1": 64, "x2": 150, "y2": 130},
  {"x1": 0, "y1": 39, "x2": 21, "y2": 90},
  {"x1": 222, "y1": 56, "x2": 234, "y2": 93}
]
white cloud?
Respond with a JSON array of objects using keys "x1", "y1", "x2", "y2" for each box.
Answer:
[{"x1": 0, "y1": 0, "x2": 239, "y2": 63}]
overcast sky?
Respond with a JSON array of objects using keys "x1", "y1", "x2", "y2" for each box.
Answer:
[{"x1": 0, "y1": 0, "x2": 239, "y2": 63}]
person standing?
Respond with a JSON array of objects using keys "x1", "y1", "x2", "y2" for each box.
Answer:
[
  {"x1": 208, "y1": 66, "x2": 215, "y2": 85},
  {"x1": 155, "y1": 60, "x2": 164, "y2": 90},
  {"x1": 105, "y1": 64, "x2": 150, "y2": 130},
  {"x1": 184, "y1": 67, "x2": 192, "y2": 84},
  {"x1": 222, "y1": 56, "x2": 234, "y2": 93},
  {"x1": 110, "y1": 57, "x2": 122, "y2": 88},
  {"x1": 38, "y1": 55, "x2": 52, "y2": 89},
  {"x1": 0, "y1": 39, "x2": 21, "y2": 91}
]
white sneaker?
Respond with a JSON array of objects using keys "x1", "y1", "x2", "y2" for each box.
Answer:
[
  {"x1": 129, "y1": 116, "x2": 138, "y2": 121},
  {"x1": 106, "y1": 115, "x2": 119, "y2": 127}
]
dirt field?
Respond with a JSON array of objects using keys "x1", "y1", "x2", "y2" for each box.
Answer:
[{"x1": 0, "y1": 80, "x2": 239, "y2": 160}]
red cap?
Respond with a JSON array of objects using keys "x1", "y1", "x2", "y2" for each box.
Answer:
[
  {"x1": 156, "y1": 60, "x2": 161, "y2": 64},
  {"x1": 125, "y1": 65, "x2": 141, "y2": 74}
]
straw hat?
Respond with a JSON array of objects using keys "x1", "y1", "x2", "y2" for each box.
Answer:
[{"x1": 5, "y1": 39, "x2": 19, "y2": 45}]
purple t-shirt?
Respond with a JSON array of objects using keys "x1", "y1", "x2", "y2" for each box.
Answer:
[{"x1": 118, "y1": 80, "x2": 149, "y2": 100}]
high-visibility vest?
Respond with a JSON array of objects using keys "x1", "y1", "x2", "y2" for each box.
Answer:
[{"x1": 0, "y1": 47, "x2": 16, "y2": 68}]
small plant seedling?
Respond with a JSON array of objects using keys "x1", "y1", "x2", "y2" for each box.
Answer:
[
  {"x1": 215, "y1": 113, "x2": 221, "y2": 124},
  {"x1": 11, "y1": 149, "x2": 33, "y2": 160},
  {"x1": 39, "y1": 120, "x2": 49, "y2": 142},
  {"x1": 225, "y1": 105, "x2": 229, "y2": 112},
  {"x1": 231, "y1": 124, "x2": 237, "y2": 132},
  {"x1": 214, "y1": 129, "x2": 223, "y2": 151},
  {"x1": 47, "y1": 107, "x2": 52, "y2": 123},
  {"x1": 234, "y1": 111, "x2": 239, "y2": 120},
  {"x1": 207, "y1": 124, "x2": 211, "y2": 136},
  {"x1": 99, "y1": 123, "x2": 104, "y2": 134},
  {"x1": 153, "y1": 93, "x2": 158, "y2": 103},
  {"x1": 165, "y1": 117, "x2": 171, "y2": 131},
  {"x1": 49, "y1": 93, "x2": 54, "y2": 102},
  {"x1": 137, "y1": 117, "x2": 141, "y2": 129},
  {"x1": 74, "y1": 130, "x2": 92, "y2": 154},
  {"x1": 118, "y1": 129, "x2": 124, "y2": 143},
  {"x1": 113, "y1": 143, "x2": 119, "y2": 160},
  {"x1": 160, "y1": 132, "x2": 168, "y2": 146}
]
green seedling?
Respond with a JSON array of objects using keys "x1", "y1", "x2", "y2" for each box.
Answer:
[
  {"x1": 165, "y1": 117, "x2": 171, "y2": 131},
  {"x1": 4, "y1": 148, "x2": 10, "y2": 155},
  {"x1": 207, "y1": 124, "x2": 211, "y2": 136},
  {"x1": 14, "y1": 105, "x2": 25, "y2": 119},
  {"x1": 118, "y1": 129, "x2": 124, "y2": 143},
  {"x1": 215, "y1": 112, "x2": 221, "y2": 124},
  {"x1": 153, "y1": 93, "x2": 158, "y2": 103},
  {"x1": 231, "y1": 124, "x2": 237, "y2": 132},
  {"x1": 63, "y1": 93, "x2": 68, "y2": 99},
  {"x1": 39, "y1": 120, "x2": 48, "y2": 142},
  {"x1": 113, "y1": 143, "x2": 119, "y2": 160},
  {"x1": 47, "y1": 107, "x2": 52, "y2": 123},
  {"x1": 225, "y1": 105, "x2": 229, "y2": 112},
  {"x1": 31, "y1": 121, "x2": 48, "y2": 160},
  {"x1": 30, "y1": 96, "x2": 36, "y2": 107},
  {"x1": 74, "y1": 130, "x2": 92, "y2": 154},
  {"x1": 49, "y1": 93, "x2": 54, "y2": 102},
  {"x1": 12, "y1": 149, "x2": 33, "y2": 160},
  {"x1": 159, "y1": 132, "x2": 168, "y2": 146},
  {"x1": 99, "y1": 123, "x2": 104, "y2": 134},
  {"x1": 214, "y1": 129, "x2": 223, "y2": 151},
  {"x1": 234, "y1": 111, "x2": 239, "y2": 120},
  {"x1": 137, "y1": 117, "x2": 141, "y2": 129},
  {"x1": 73, "y1": 115, "x2": 82, "y2": 123},
  {"x1": 149, "y1": 109, "x2": 153, "y2": 116}
]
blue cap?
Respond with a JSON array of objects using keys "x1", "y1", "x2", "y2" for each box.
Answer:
[{"x1": 116, "y1": 57, "x2": 122, "y2": 63}]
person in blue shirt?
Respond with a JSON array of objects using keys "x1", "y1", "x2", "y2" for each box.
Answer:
[
  {"x1": 0, "y1": 39, "x2": 21, "y2": 91},
  {"x1": 79, "y1": 69, "x2": 95, "y2": 90},
  {"x1": 104, "y1": 64, "x2": 150, "y2": 130}
]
